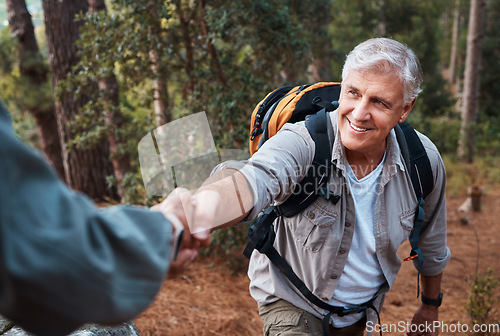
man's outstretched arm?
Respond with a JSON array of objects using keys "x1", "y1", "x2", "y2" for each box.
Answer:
[{"x1": 189, "y1": 168, "x2": 256, "y2": 232}]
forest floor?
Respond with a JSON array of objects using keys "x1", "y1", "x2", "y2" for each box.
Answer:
[{"x1": 134, "y1": 188, "x2": 500, "y2": 336}]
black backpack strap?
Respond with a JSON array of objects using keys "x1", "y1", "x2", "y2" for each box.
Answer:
[
  {"x1": 278, "y1": 108, "x2": 332, "y2": 217},
  {"x1": 312, "y1": 97, "x2": 339, "y2": 112},
  {"x1": 243, "y1": 109, "x2": 332, "y2": 258},
  {"x1": 395, "y1": 121, "x2": 434, "y2": 297},
  {"x1": 398, "y1": 121, "x2": 433, "y2": 199}
]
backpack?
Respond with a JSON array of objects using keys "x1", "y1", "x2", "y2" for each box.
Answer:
[
  {"x1": 249, "y1": 82, "x2": 341, "y2": 155},
  {"x1": 243, "y1": 82, "x2": 434, "y2": 335}
]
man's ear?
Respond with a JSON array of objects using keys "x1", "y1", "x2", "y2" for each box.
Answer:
[{"x1": 399, "y1": 98, "x2": 416, "y2": 123}]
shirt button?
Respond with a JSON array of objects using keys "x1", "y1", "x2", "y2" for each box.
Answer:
[
  {"x1": 307, "y1": 211, "x2": 315, "y2": 219},
  {"x1": 345, "y1": 222, "x2": 352, "y2": 227},
  {"x1": 339, "y1": 248, "x2": 347, "y2": 254},
  {"x1": 331, "y1": 275, "x2": 338, "y2": 279}
]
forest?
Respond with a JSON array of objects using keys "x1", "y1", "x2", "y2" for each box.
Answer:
[
  {"x1": 2, "y1": 1, "x2": 500, "y2": 335},
  {"x1": 1, "y1": 0, "x2": 499, "y2": 203}
]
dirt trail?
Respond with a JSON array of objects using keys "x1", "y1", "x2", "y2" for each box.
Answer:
[{"x1": 135, "y1": 188, "x2": 500, "y2": 335}]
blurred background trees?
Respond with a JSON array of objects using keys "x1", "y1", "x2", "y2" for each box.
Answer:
[{"x1": 0, "y1": 0, "x2": 499, "y2": 204}]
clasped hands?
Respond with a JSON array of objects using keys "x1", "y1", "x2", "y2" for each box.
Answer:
[{"x1": 151, "y1": 187, "x2": 220, "y2": 278}]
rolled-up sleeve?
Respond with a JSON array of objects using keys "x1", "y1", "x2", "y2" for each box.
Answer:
[
  {"x1": 413, "y1": 133, "x2": 451, "y2": 276},
  {"x1": 212, "y1": 123, "x2": 315, "y2": 223}
]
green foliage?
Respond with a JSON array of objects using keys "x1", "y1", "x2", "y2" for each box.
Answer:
[
  {"x1": 201, "y1": 224, "x2": 250, "y2": 274},
  {"x1": 407, "y1": 112, "x2": 461, "y2": 156},
  {"x1": 5, "y1": 0, "x2": 500, "y2": 254},
  {"x1": 477, "y1": 0, "x2": 500, "y2": 159},
  {"x1": 179, "y1": 0, "x2": 315, "y2": 148},
  {"x1": 61, "y1": 0, "x2": 318, "y2": 207},
  {"x1": 480, "y1": 0, "x2": 500, "y2": 118},
  {"x1": 205, "y1": 225, "x2": 250, "y2": 256},
  {"x1": 464, "y1": 268, "x2": 499, "y2": 336},
  {"x1": 0, "y1": 26, "x2": 52, "y2": 148}
]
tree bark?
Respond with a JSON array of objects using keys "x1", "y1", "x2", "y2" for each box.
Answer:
[
  {"x1": 306, "y1": 1, "x2": 332, "y2": 83},
  {"x1": 174, "y1": 0, "x2": 196, "y2": 98},
  {"x1": 144, "y1": 2, "x2": 171, "y2": 127},
  {"x1": 457, "y1": 0, "x2": 486, "y2": 163},
  {"x1": 378, "y1": 0, "x2": 387, "y2": 37},
  {"x1": 149, "y1": 46, "x2": 171, "y2": 126},
  {"x1": 199, "y1": 0, "x2": 226, "y2": 85},
  {"x1": 42, "y1": 0, "x2": 119, "y2": 200},
  {"x1": 89, "y1": 0, "x2": 131, "y2": 199},
  {"x1": 448, "y1": 0, "x2": 460, "y2": 86},
  {"x1": 6, "y1": 0, "x2": 65, "y2": 180}
]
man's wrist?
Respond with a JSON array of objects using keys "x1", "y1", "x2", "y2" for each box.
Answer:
[
  {"x1": 421, "y1": 292, "x2": 443, "y2": 307},
  {"x1": 164, "y1": 213, "x2": 184, "y2": 261}
]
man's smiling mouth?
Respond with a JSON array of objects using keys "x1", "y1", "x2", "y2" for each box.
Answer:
[{"x1": 348, "y1": 119, "x2": 369, "y2": 132}]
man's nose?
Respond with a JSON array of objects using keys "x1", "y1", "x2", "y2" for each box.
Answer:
[{"x1": 351, "y1": 98, "x2": 371, "y2": 121}]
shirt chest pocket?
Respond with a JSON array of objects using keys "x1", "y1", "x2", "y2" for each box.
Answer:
[
  {"x1": 399, "y1": 209, "x2": 416, "y2": 244},
  {"x1": 286, "y1": 198, "x2": 338, "y2": 253}
]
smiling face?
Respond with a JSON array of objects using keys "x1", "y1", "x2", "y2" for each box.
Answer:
[{"x1": 337, "y1": 69, "x2": 416, "y2": 164}]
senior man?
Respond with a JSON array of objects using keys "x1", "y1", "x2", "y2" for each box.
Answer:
[{"x1": 187, "y1": 37, "x2": 450, "y2": 336}]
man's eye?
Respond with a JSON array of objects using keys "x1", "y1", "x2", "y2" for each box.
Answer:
[{"x1": 347, "y1": 90, "x2": 357, "y2": 96}]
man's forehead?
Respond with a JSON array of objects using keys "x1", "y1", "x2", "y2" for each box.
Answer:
[
  {"x1": 344, "y1": 67, "x2": 402, "y2": 86},
  {"x1": 342, "y1": 69, "x2": 405, "y2": 103}
]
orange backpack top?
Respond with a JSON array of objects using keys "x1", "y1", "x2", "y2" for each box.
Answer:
[{"x1": 249, "y1": 82, "x2": 341, "y2": 155}]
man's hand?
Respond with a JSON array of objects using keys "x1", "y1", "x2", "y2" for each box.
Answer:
[
  {"x1": 152, "y1": 187, "x2": 211, "y2": 248},
  {"x1": 407, "y1": 273, "x2": 443, "y2": 336},
  {"x1": 407, "y1": 304, "x2": 439, "y2": 336},
  {"x1": 151, "y1": 188, "x2": 211, "y2": 277},
  {"x1": 166, "y1": 248, "x2": 198, "y2": 278}
]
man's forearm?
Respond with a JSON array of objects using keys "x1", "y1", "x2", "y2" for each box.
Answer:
[
  {"x1": 192, "y1": 168, "x2": 255, "y2": 231},
  {"x1": 421, "y1": 273, "x2": 443, "y2": 305}
]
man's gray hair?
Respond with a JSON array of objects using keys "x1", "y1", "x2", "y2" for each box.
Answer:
[{"x1": 342, "y1": 37, "x2": 423, "y2": 105}]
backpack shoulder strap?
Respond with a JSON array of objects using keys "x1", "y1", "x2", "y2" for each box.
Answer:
[
  {"x1": 277, "y1": 108, "x2": 333, "y2": 217},
  {"x1": 396, "y1": 121, "x2": 434, "y2": 199},
  {"x1": 395, "y1": 121, "x2": 434, "y2": 297},
  {"x1": 243, "y1": 109, "x2": 333, "y2": 258}
]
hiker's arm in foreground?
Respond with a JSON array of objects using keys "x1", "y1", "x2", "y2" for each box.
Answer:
[
  {"x1": 0, "y1": 103, "x2": 206, "y2": 336},
  {"x1": 408, "y1": 273, "x2": 443, "y2": 336}
]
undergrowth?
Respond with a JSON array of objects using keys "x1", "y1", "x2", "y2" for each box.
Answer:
[
  {"x1": 464, "y1": 268, "x2": 499, "y2": 336},
  {"x1": 442, "y1": 155, "x2": 500, "y2": 197}
]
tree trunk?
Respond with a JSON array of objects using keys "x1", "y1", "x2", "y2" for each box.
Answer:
[
  {"x1": 449, "y1": 0, "x2": 460, "y2": 85},
  {"x1": 457, "y1": 0, "x2": 486, "y2": 163},
  {"x1": 6, "y1": 0, "x2": 65, "y2": 180},
  {"x1": 144, "y1": 2, "x2": 171, "y2": 127},
  {"x1": 89, "y1": 0, "x2": 130, "y2": 199},
  {"x1": 199, "y1": 0, "x2": 226, "y2": 85},
  {"x1": 174, "y1": 0, "x2": 196, "y2": 98},
  {"x1": 306, "y1": 1, "x2": 332, "y2": 83},
  {"x1": 378, "y1": 0, "x2": 387, "y2": 37},
  {"x1": 149, "y1": 46, "x2": 171, "y2": 126},
  {"x1": 42, "y1": 0, "x2": 119, "y2": 200}
]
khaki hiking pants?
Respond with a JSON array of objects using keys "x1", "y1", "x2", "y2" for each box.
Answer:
[{"x1": 259, "y1": 300, "x2": 366, "y2": 336}]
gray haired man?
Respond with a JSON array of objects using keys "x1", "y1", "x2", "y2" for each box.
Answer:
[{"x1": 183, "y1": 37, "x2": 450, "y2": 336}]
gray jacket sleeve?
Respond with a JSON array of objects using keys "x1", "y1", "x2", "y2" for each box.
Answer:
[{"x1": 0, "y1": 104, "x2": 173, "y2": 336}]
